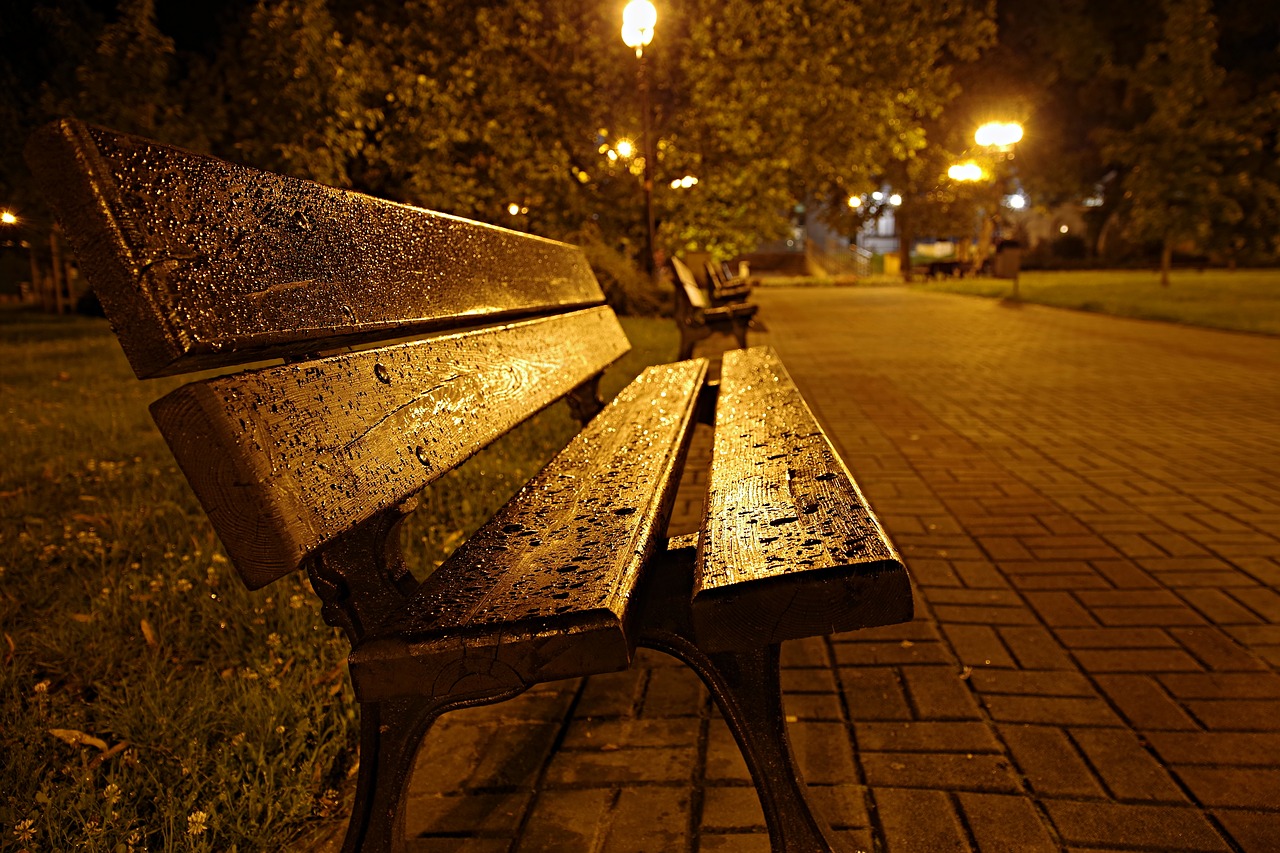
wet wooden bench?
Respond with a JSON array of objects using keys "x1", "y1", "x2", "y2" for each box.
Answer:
[
  {"x1": 29, "y1": 119, "x2": 913, "y2": 853},
  {"x1": 670, "y1": 256, "x2": 758, "y2": 359},
  {"x1": 705, "y1": 259, "x2": 754, "y2": 305}
]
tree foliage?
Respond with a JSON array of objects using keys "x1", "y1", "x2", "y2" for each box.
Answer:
[{"x1": 8, "y1": 0, "x2": 998, "y2": 281}]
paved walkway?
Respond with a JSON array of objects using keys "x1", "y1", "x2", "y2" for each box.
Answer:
[{"x1": 402, "y1": 287, "x2": 1280, "y2": 852}]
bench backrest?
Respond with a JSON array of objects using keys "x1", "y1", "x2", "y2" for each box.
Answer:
[
  {"x1": 28, "y1": 119, "x2": 631, "y2": 589},
  {"x1": 670, "y1": 256, "x2": 710, "y2": 311}
]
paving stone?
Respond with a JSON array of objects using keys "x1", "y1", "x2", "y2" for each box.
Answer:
[
  {"x1": 1054, "y1": 627, "x2": 1178, "y2": 648},
  {"x1": 543, "y1": 745, "x2": 697, "y2": 785},
  {"x1": 855, "y1": 721, "x2": 1002, "y2": 754},
  {"x1": 701, "y1": 786, "x2": 764, "y2": 831},
  {"x1": 838, "y1": 667, "x2": 912, "y2": 721},
  {"x1": 404, "y1": 790, "x2": 532, "y2": 838},
  {"x1": 641, "y1": 665, "x2": 705, "y2": 717},
  {"x1": 1068, "y1": 728, "x2": 1186, "y2": 802},
  {"x1": 1185, "y1": 699, "x2": 1280, "y2": 731},
  {"x1": 1213, "y1": 810, "x2": 1280, "y2": 853},
  {"x1": 600, "y1": 786, "x2": 691, "y2": 853},
  {"x1": 1091, "y1": 675, "x2": 1200, "y2": 730},
  {"x1": 1001, "y1": 726, "x2": 1107, "y2": 798},
  {"x1": 941, "y1": 624, "x2": 1016, "y2": 668},
  {"x1": 982, "y1": 694, "x2": 1120, "y2": 726},
  {"x1": 901, "y1": 666, "x2": 983, "y2": 720},
  {"x1": 561, "y1": 717, "x2": 700, "y2": 750},
  {"x1": 873, "y1": 787, "x2": 969, "y2": 852},
  {"x1": 1072, "y1": 648, "x2": 1203, "y2": 672},
  {"x1": 956, "y1": 792, "x2": 1059, "y2": 853},
  {"x1": 791, "y1": 721, "x2": 858, "y2": 785},
  {"x1": 1044, "y1": 801, "x2": 1230, "y2": 851},
  {"x1": 1170, "y1": 626, "x2": 1270, "y2": 671},
  {"x1": 1156, "y1": 672, "x2": 1280, "y2": 700},
  {"x1": 1174, "y1": 768, "x2": 1280, "y2": 809},
  {"x1": 1145, "y1": 731, "x2": 1280, "y2": 765},
  {"x1": 1022, "y1": 592, "x2": 1099, "y2": 627},
  {"x1": 413, "y1": 721, "x2": 562, "y2": 793},
  {"x1": 862, "y1": 752, "x2": 1021, "y2": 792},
  {"x1": 967, "y1": 669, "x2": 1095, "y2": 697},
  {"x1": 998, "y1": 625, "x2": 1076, "y2": 670},
  {"x1": 515, "y1": 788, "x2": 614, "y2": 853}
]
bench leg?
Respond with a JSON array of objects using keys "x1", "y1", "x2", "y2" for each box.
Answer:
[
  {"x1": 643, "y1": 634, "x2": 837, "y2": 853},
  {"x1": 343, "y1": 697, "x2": 439, "y2": 853},
  {"x1": 342, "y1": 687, "x2": 525, "y2": 853}
]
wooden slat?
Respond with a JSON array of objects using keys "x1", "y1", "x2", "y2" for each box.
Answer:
[
  {"x1": 692, "y1": 347, "x2": 912, "y2": 652},
  {"x1": 26, "y1": 119, "x2": 606, "y2": 378},
  {"x1": 150, "y1": 307, "x2": 630, "y2": 589},
  {"x1": 349, "y1": 358, "x2": 709, "y2": 701}
]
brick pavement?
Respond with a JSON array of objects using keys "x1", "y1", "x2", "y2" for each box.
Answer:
[{"x1": 398, "y1": 287, "x2": 1280, "y2": 852}]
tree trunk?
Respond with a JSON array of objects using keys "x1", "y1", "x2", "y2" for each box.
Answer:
[
  {"x1": 1160, "y1": 238, "x2": 1172, "y2": 287},
  {"x1": 897, "y1": 208, "x2": 913, "y2": 283}
]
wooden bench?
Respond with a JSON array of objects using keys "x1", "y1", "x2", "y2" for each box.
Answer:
[
  {"x1": 28, "y1": 119, "x2": 913, "y2": 853},
  {"x1": 705, "y1": 259, "x2": 754, "y2": 304},
  {"x1": 670, "y1": 256, "x2": 759, "y2": 360}
]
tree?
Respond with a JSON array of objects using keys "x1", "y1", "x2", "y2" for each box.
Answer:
[{"x1": 1100, "y1": 0, "x2": 1251, "y2": 284}]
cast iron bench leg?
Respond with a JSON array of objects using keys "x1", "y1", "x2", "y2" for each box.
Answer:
[
  {"x1": 342, "y1": 688, "x2": 525, "y2": 853},
  {"x1": 343, "y1": 697, "x2": 441, "y2": 853},
  {"x1": 642, "y1": 633, "x2": 836, "y2": 852}
]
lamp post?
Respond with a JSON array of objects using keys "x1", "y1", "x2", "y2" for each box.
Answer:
[
  {"x1": 967, "y1": 122, "x2": 1024, "y2": 290},
  {"x1": 621, "y1": 0, "x2": 658, "y2": 283}
]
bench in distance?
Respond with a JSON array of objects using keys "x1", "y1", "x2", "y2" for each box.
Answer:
[
  {"x1": 29, "y1": 119, "x2": 913, "y2": 853},
  {"x1": 670, "y1": 255, "x2": 759, "y2": 360}
]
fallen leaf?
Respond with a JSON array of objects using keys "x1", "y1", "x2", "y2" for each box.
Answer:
[
  {"x1": 0, "y1": 488, "x2": 23, "y2": 499},
  {"x1": 140, "y1": 619, "x2": 158, "y2": 647},
  {"x1": 71, "y1": 613, "x2": 94, "y2": 624},
  {"x1": 49, "y1": 728, "x2": 109, "y2": 751}
]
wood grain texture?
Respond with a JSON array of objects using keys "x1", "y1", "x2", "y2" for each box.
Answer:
[
  {"x1": 25, "y1": 119, "x2": 605, "y2": 378},
  {"x1": 150, "y1": 307, "x2": 630, "y2": 589},
  {"x1": 692, "y1": 347, "x2": 912, "y2": 652},
  {"x1": 349, "y1": 358, "x2": 709, "y2": 702}
]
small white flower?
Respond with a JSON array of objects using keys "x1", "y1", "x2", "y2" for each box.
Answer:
[
  {"x1": 186, "y1": 810, "x2": 208, "y2": 835},
  {"x1": 13, "y1": 818, "x2": 36, "y2": 842}
]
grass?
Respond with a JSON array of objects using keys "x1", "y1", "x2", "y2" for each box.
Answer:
[
  {"x1": 912, "y1": 268, "x2": 1280, "y2": 335},
  {"x1": 0, "y1": 308, "x2": 677, "y2": 852}
]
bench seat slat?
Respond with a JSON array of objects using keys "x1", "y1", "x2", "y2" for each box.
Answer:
[
  {"x1": 150, "y1": 307, "x2": 630, "y2": 589},
  {"x1": 349, "y1": 358, "x2": 709, "y2": 701},
  {"x1": 27, "y1": 119, "x2": 606, "y2": 378},
  {"x1": 692, "y1": 347, "x2": 912, "y2": 651}
]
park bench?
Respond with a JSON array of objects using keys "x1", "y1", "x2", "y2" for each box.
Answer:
[
  {"x1": 704, "y1": 259, "x2": 754, "y2": 304},
  {"x1": 28, "y1": 119, "x2": 913, "y2": 853},
  {"x1": 670, "y1": 255, "x2": 759, "y2": 360}
]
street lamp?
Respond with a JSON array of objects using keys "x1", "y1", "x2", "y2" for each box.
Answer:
[{"x1": 621, "y1": 0, "x2": 658, "y2": 283}]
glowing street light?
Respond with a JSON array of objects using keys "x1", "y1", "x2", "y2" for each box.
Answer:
[
  {"x1": 621, "y1": 0, "x2": 657, "y2": 53},
  {"x1": 614, "y1": 138, "x2": 635, "y2": 159},
  {"x1": 0, "y1": 211, "x2": 16, "y2": 225},
  {"x1": 974, "y1": 121, "x2": 1024, "y2": 150},
  {"x1": 948, "y1": 162, "x2": 985, "y2": 182},
  {"x1": 888, "y1": 193, "x2": 902, "y2": 207},
  {"x1": 847, "y1": 196, "x2": 861, "y2": 209}
]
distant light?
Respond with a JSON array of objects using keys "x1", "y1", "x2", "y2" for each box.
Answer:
[
  {"x1": 670, "y1": 175, "x2": 699, "y2": 189},
  {"x1": 872, "y1": 191, "x2": 884, "y2": 201},
  {"x1": 1006, "y1": 194, "x2": 1026, "y2": 210},
  {"x1": 507, "y1": 203, "x2": 521, "y2": 216},
  {"x1": 670, "y1": 179, "x2": 682, "y2": 189},
  {"x1": 847, "y1": 196, "x2": 861, "y2": 208},
  {"x1": 889, "y1": 194, "x2": 902, "y2": 206},
  {"x1": 607, "y1": 150, "x2": 619, "y2": 161},
  {"x1": 948, "y1": 162, "x2": 984, "y2": 182},
  {"x1": 1059, "y1": 225, "x2": 1069, "y2": 234},
  {"x1": 975, "y1": 121, "x2": 1024, "y2": 149},
  {"x1": 0, "y1": 211, "x2": 15, "y2": 225},
  {"x1": 621, "y1": 0, "x2": 657, "y2": 50},
  {"x1": 615, "y1": 138, "x2": 635, "y2": 159}
]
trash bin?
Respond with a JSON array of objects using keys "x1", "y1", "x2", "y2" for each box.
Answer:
[{"x1": 994, "y1": 240, "x2": 1023, "y2": 279}]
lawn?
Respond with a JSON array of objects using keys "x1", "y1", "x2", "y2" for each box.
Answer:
[
  {"x1": 912, "y1": 268, "x2": 1280, "y2": 335},
  {"x1": 0, "y1": 308, "x2": 676, "y2": 852}
]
